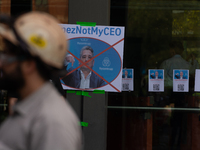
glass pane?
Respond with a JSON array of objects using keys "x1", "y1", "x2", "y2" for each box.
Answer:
[{"x1": 108, "y1": 0, "x2": 200, "y2": 150}]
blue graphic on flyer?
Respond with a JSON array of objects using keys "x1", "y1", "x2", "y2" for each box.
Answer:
[
  {"x1": 150, "y1": 70, "x2": 163, "y2": 79},
  {"x1": 174, "y1": 70, "x2": 188, "y2": 79},
  {"x1": 62, "y1": 37, "x2": 122, "y2": 86}
]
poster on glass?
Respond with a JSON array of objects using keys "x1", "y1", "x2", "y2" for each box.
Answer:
[
  {"x1": 60, "y1": 24, "x2": 125, "y2": 92},
  {"x1": 122, "y1": 69, "x2": 134, "y2": 91},
  {"x1": 148, "y1": 69, "x2": 164, "y2": 92},
  {"x1": 173, "y1": 69, "x2": 189, "y2": 92}
]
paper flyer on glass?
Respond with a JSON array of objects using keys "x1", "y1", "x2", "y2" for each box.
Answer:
[
  {"x1": 122, "y1": 69, "x2": 134, "y2": 91},
  {"x1": 148, "y1": 69, "x2": 164, "y2": 92},
  {"x1": 173, "y1": 69, "x2": 189, "y2": 92},
  {"x1": 60, "y1": 24, "x2": 125, "y2": 92},
  {"x1": 194, "y1": 69, "x2": 200, "y2": 91}
]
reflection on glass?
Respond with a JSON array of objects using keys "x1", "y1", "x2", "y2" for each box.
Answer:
[{"x1": 108, "y1": 0, "x2": 200, "y2": 150}]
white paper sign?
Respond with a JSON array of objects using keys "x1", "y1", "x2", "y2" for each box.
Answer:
[
  {"x1": 194, "y1": 69, "x2": 200, "y2": 91},
  {"x1": 148, "y1": 69, "x2": 164, "y2": 92},
  {"x1": 60, "y1": 24, "x2": 125, "y2": 92},
  {"x1": 122, "y1": 69, "x2": 134, "y2": 91},
  {"x1": 173, "y1": 69, "x2": 189, "y2": 92}
]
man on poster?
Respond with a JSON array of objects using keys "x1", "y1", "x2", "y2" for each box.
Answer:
[
  {"x1": 150, "y1": 71, "x2": 162, "y2": 79},
  {"x1": 175, "y1": 71, "x2": 187, "y2": 79},
  {"x1": 148, "y1": 69, "x2": 164, "y2": 92},
  {"x1": 122, "y1": 70, "x2": 131, "y2": 78},
  {"x1": 62, "y1": 46, "x2": 105, "y2": 89}
]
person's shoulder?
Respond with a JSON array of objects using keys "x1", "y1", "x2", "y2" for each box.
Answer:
[
  {"x1": 91, "y1": 72, "x2": 105, "y2": 86},
  {"x1": 91, "y1": 72, "x2": 100, "y2": 78},
  {"x1": 67, "y1": 67, "x2": 79, "y2": 73},
  {"x1": 175, "y1": 75, "x2": 180, "y2": 79},
  {"x1": 39, "y1": 90, "x2": 79, "y2": 124},
  {"x1": 31, "y1": 91, "x2": 82, "y2": 150},
  {"x1": 165, "y1": 56, "x2": 176, "y2": 63},
  {"x1": 63, "y1": 67, "x2": 79, "y2": 80},
  {"x1": 160, "y1": 59, "x2": 169, "y2": 68},
  {"x1": 179, "y1": 58, "x2": 191, "y2": 68},
  {"x1": 183, "y1": 76, "x2": 187, "y2": 79},
  {"x1": 92, "y1": 72, "x2": 104, "y2": 81},
  {"x1": 150, "y1": 75, "x2": 155, "y2": 78}
]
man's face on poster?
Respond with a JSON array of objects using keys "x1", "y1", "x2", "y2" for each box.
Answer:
[
  {"x1": 155, "y1": 71, "x2": 158, "y2": 77},
  {"x1": 180, "y1": 71, "x2": 183, "y2": 77},
  {"x1": 79, "y1": 49, "x2": 94, "y2": 70},
  {"x1": 125, "y1": 70, "x2": 128, "y2": 76}
]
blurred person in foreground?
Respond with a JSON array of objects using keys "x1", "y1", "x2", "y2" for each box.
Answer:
[{"x1": 0, "y1": 11, "x2": 82, "y2": 150}]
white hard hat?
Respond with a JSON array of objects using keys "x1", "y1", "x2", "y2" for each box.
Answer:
[{"x1": 0, "y1": 11, "x2": 67, "y2": 69}]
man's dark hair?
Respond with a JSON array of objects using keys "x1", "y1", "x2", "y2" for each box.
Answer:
[
  {"x1": 80, "y1": 46, "x2": 94, "y2": 58},
  {"x1": 169, "y1": 41, "x2": 184, "y2": 55}
]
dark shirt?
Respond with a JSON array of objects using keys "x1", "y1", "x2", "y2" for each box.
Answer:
[{"x1": 61, "y1": 67, "x2": 106, "y2": 89}]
